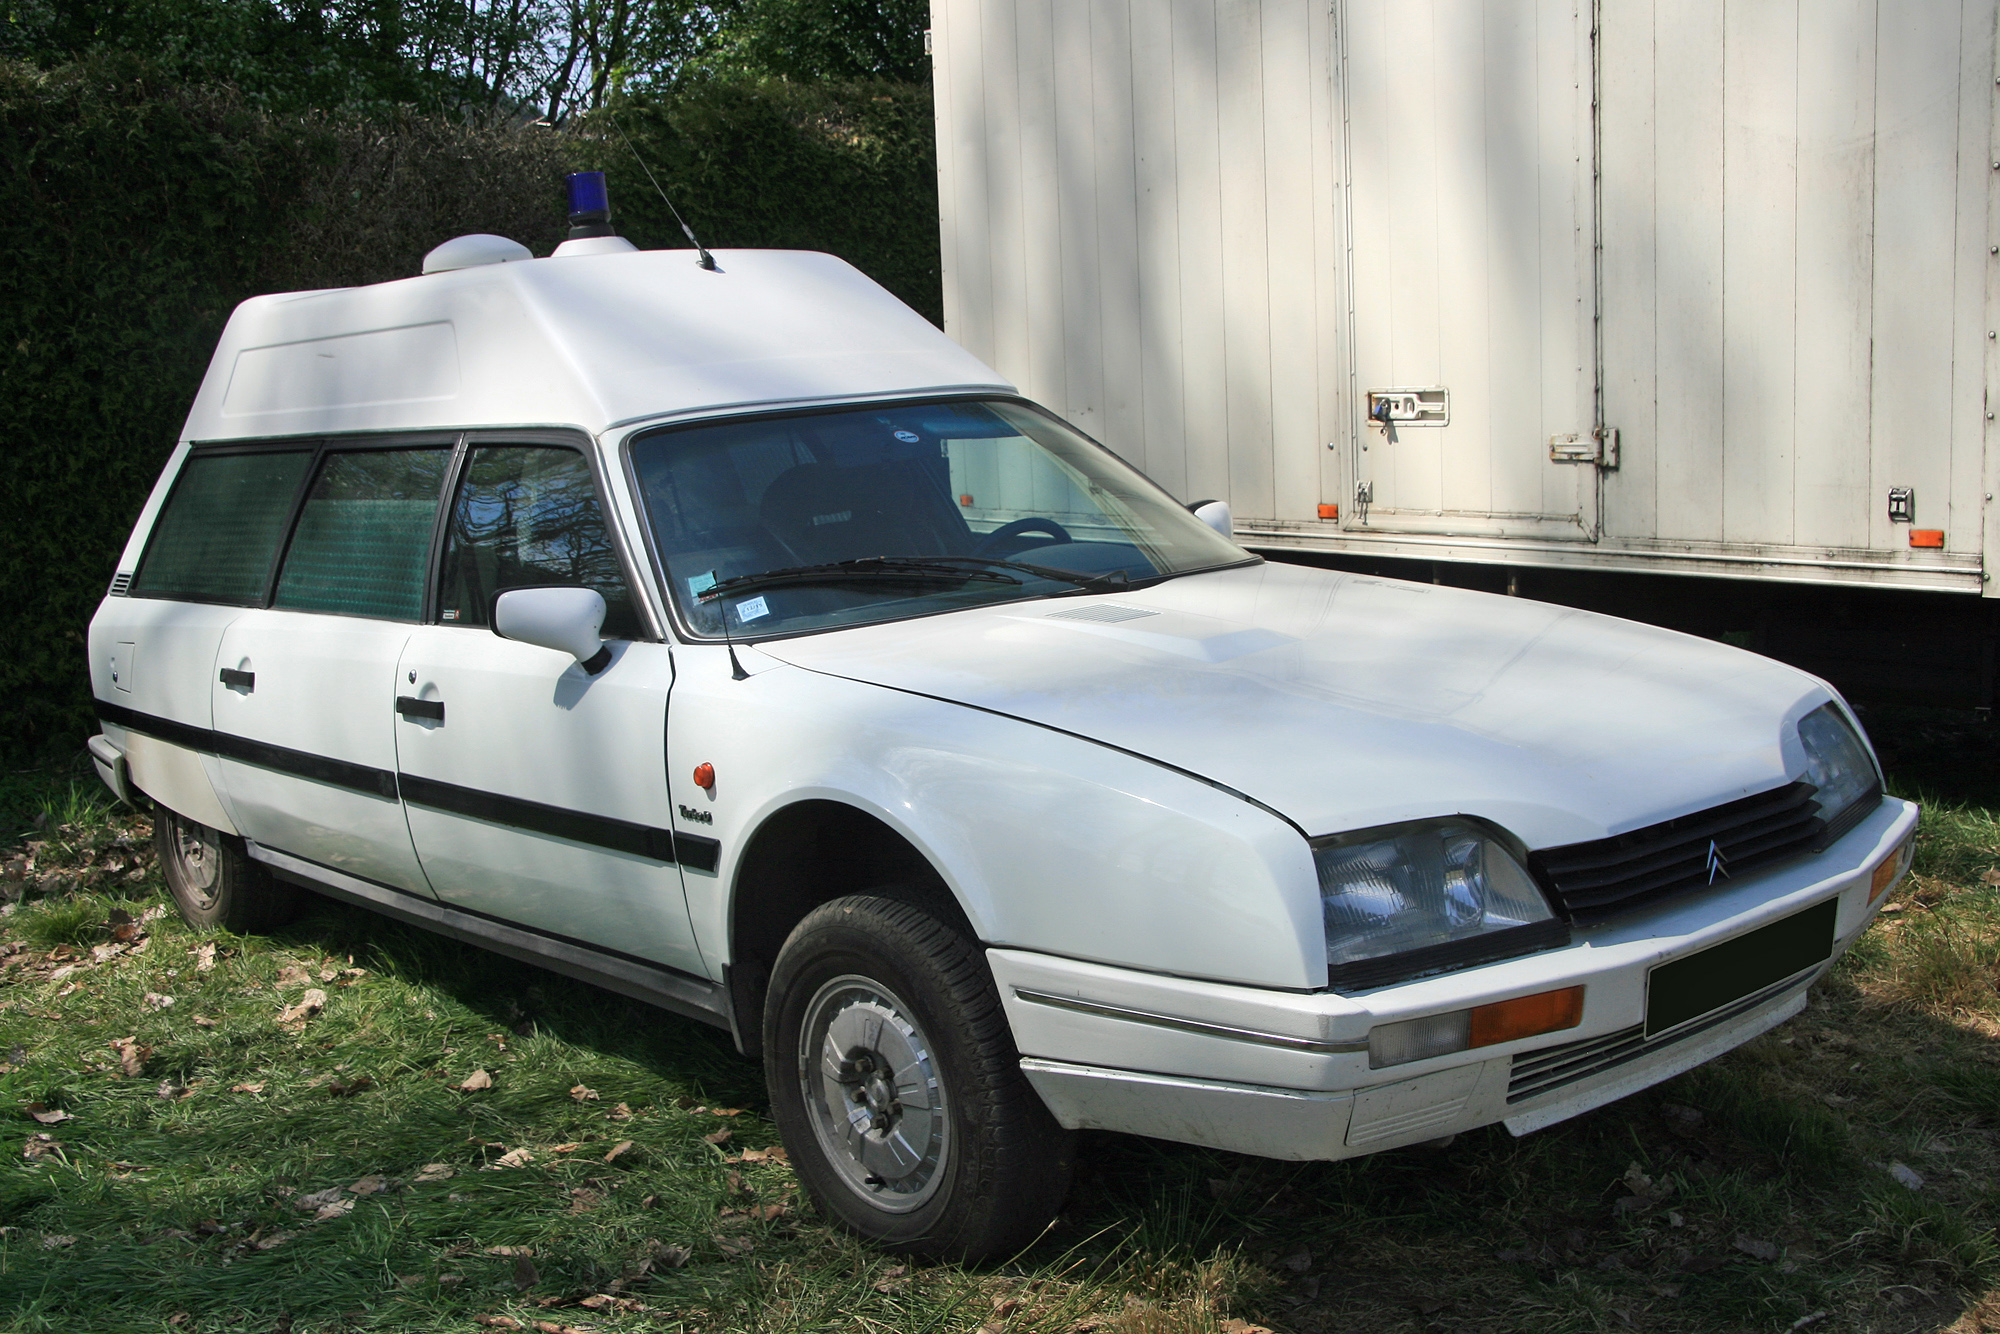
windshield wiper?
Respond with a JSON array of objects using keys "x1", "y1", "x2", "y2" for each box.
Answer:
[
  {"x1": 698, "y1": 557, "x2": 1024, "y2": 602},
  {"x1": 893, "y1": 555, "x2": 1134, "y2": 593}
]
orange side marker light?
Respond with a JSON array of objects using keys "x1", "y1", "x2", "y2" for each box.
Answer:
[
  {"x1": 692, "y1": 763, "x2": 715, "y2": 790},
  {"x1": 1870, "y1": 837, "x2": 1913, "y2": 901},
  {"x1": 1318, "y1": 503, "x2": 1340, "y2": 520},
  {"x1": 1910, "y1": 529, "x2": 1945, "y2": 548}
]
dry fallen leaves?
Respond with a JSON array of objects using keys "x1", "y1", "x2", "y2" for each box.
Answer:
[
  {"x1": 734, "y1": 1145, "x2": 787, "y2": 1164},
  {"x1": 414, "y1": 1163, "x2": 454, "y2": 1183},
  {"x1": 703, "y1": 1128, "x2": 732, "y2": 1147},
  {"x1": 229, "y1": 1082, "x2": 264, "y2": 1094},
  {"x1": 108, "y1": 1037, "x2": 151, "y2": 1078},
  {"x1": 193, "y1": 943, "x2": 216, "y2": 972},
  {"x1": 474, "y1": 1318, "x2": 522, "y2": 1331},
  {"x1": 349, "y1": 1174, "x2": 386, "y2": 1196},
  {"x1": 459, "y1": 1069, "x2": 494, "y2": 1092},
  {"x1": 192, "y1": 1016, "x2": 219, "y2": 1029},
  {"x1": 276, "y1": 964, "x2": 310, "y2": 988},
  {"x1": 277, "y1": 989, "x2": 327, "y2": 1025},
  {"x1": 23, "y1": 1104, "x2": 71, "y2": 1126},
  {"x1": 487, "y1": 1148, "x2": 534, "y2": 1170},
  {"x1": 143, "y1": 992, "x2": 174, "y2": 1011},
  {"x1": 602, "y1": 1140, "x2": 634, "y2": 1164},
  {"x1": 1733, "y1": 1235, "x2": 1780, "y2": 1261},
  {"x1": 569, "y1": 1084, "x2": 599, "y2": 1102},
  {"x1": 297, "y1": 1186, "x2": 345, "y2": 1213},
  {"x1": 23, "y1": 1134, "x2": 62, "y2": 1160}
]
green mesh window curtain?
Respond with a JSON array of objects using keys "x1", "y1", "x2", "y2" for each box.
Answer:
[
  {"x1": 274, "y1": 449, "x2": 449, "y2": 620},
  {"x1": 131, "y1": 451, "x2": 314, "y2": 603}
]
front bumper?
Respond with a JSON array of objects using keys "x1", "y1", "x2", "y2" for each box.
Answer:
[{"x1": 995, "y1": 795, "x2": 1917, "y2": 1160}]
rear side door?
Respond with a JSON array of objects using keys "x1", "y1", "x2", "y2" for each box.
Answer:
[
  {"x1": 210, "y1": 440, "x2": 454, "y2": 895},
  {"x1": 393, "y1": 437, "x2": 709, "y2": 981}
]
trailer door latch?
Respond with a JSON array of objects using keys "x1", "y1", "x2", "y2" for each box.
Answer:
[{"x1": 1550, "y1": 427, "x2": 1619, "y2": 468}]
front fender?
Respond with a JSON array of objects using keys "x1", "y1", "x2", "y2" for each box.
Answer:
[{"x1": 667, "y1": 644, "x2": 1323, "y2": 990}]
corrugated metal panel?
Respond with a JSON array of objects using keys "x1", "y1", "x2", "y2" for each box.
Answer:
[
  {"x1": 931, "y1": 0, "x2": 1343, "y2": 522},
  {"x1": 1600, "y1": 0, "x2": 1994, "y2": 565},
  {"x1": 931, "y1": 0, "x2": 1995, "y2": 594}
]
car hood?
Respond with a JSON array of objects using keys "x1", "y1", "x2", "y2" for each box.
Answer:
[{"x1": 752, "y1": 561, "x2": 1831, "y2": 849}]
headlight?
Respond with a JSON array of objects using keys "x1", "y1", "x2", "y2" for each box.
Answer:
[
  {"x1": 1315, "y1": 818, "x2": 1565, "y2": 988},
  {"x1": 1797, "y1": 703, "x2": 1880, "y2": 839}
]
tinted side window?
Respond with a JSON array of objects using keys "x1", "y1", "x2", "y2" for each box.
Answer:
[
  {"x1": 273, "y1": 448, "x2": 450, "y2": 620},
  {"x1": 437, "y1": 445, "x2": 639, "y2": 638},
  {"x1": 130, "y1": 450, "x2": 314, "y2": 603}
]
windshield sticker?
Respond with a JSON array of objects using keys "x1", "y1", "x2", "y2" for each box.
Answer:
[
  {"x1": 687, "y1": 571, "x2": 718, "y2": 599},
  {"x1": 736, "y1": 596, "x2": 770, "y2": 623},
  {"x1": 893, "y1": 430, "x2": 921, "y2": 444}
]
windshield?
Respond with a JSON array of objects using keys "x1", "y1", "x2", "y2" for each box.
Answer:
[{"x1": 629, "y1": 399, "x2": 1251, "y2": 637}]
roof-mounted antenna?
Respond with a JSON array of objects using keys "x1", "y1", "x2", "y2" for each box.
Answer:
[{"x1": 612, "y1": 119, "x2": 717, "y2": 271}]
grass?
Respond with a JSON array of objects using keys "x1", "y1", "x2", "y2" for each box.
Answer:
[{"x1": 0, "y1": 713, "x2": 1994, "y2": 1334}]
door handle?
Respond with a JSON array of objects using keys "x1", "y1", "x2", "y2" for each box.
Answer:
[
  {"x1": 395, "y1": 695, "x2": 444, "y2": 722},
  {"x1": 219, "y1": 668, "x2": 255, "y2": 690}
]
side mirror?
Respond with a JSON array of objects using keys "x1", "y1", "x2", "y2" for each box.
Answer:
[
  {"x1": 493, "y1": 586, "x2": 612, "y2": 674},
  {"x1": 1191, "y1": 498, "x2": 1233, "y2": 538}
]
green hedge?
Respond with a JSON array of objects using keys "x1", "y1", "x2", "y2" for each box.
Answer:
[{"x1": 0, "y1": 59, "x2": 940, "y2": 763}]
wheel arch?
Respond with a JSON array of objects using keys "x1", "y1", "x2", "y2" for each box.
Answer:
[{"x1": 725, "y1": 797, "x2": 976, "y2": 1058}]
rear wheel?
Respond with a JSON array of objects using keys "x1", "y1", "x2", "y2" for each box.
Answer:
[
  {"x1": 155, "y1": 810, "x2": 302, "y2": 932},
  {"x1": 764, "y1": 893, "x2": 1074, "y2": 1259}
]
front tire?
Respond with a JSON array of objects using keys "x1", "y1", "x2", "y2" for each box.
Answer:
[
  {"x1": 764, "y1": 894, "x2": 1074, "y2": 1259},
  {"x1": 155, "y1": 809, "x2": 302, "y2": 933}
]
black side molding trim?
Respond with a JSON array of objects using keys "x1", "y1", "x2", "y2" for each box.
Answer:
[
  {"x1": 95, "y1": 699, "x2": 398, "y2": 800},
  {"x1": 93, "y1": 699, "x2": 719, "y2": 869},
  {"x1": 398, "y1": 772, "x2": 718, "y2": 870},
  {"x1": 245, "y1": 841, "x2": 729, "y2": 1030}
]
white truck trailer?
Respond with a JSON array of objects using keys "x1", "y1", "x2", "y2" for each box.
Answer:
[{"x1": 929, "y1": 0, "x2": 2000, "y2": 708}]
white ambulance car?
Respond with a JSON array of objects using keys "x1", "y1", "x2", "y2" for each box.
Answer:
[{"x1": 86, "y1": 183, "x2": 1916, "y2": 1258}]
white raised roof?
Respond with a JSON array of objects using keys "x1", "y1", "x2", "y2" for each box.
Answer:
[{"x1": 180, "y1": 247, "x2": 1013, "y2": 442}]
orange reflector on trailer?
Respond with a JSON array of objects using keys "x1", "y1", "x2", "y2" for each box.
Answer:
[
  {"x1": 1910, "y1": 529, "x2": 1945, "y2": 548},
  {"x1": 959, "y1": 494, "x2": 975, "y2": 507},
  {"x1": 1468, "y1": 986, "x2": 1584, "y2": 1049},
  {"x1": 1318, "y1": 503, "x2": 1339, "y2": 520}
]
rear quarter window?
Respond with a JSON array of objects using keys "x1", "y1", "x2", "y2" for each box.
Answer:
[{"x1": 130, "y1": 450, "x2": 315, "y2": 604}]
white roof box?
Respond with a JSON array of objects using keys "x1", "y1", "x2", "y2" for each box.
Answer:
[{"x1": 181, "y1": 248, "x2": 1011, "y2": 443}]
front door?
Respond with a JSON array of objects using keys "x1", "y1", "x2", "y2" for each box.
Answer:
[
  {"x1": 1339, "y1": 0, "x2": 1603, "y2": 540},
  {"x1": 393, "y1": 439, "x2": 708, "y2": 981}
]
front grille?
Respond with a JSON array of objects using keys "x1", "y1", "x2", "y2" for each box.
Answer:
[
  {"x1": 1506, "y1": 967, "x2": 1820, "y2": 1104},
  {"x1": 1529, "y1": 782, "x2": 1825, "y2": 923}
]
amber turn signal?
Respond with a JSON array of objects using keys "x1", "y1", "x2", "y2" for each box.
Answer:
[
  {"x1": 692, "y1": 762, "x2": 715, "y2": 789},
  {"x1": 1870, "y1": 836, "x2": 1913, "y2": 901},
  {"x1": 1468, "y1": 986, "x2": 1585, "y2": 1049}
]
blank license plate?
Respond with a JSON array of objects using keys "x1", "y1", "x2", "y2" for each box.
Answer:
[{"x1": 1645, "y1": 898, "x2": 1838, "y2": 1038}]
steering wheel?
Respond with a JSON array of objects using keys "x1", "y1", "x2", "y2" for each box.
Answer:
[{"x1": 972, "y1": 516, "x2": 1072, "y2": 556}]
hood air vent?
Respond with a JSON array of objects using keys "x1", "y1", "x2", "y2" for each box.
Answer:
[{"x1": 1044, "y1": 604, "x2": 1158, "y2": 624}]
